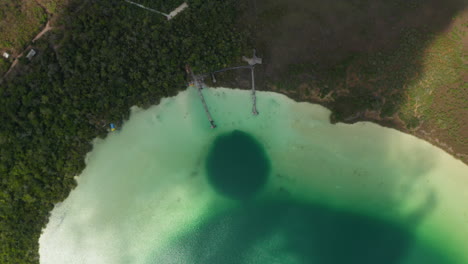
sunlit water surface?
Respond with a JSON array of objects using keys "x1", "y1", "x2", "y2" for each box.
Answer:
[{"x1": 40, "y1": 88, "x2": 468, "y2": 264}]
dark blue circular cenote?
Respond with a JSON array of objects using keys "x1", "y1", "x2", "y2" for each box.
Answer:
[{"x1": 205, "y1": 130, "x2": 271, "y2": 200}]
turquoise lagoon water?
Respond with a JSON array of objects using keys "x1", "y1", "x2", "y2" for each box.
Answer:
[{"x1": 39, "y1": 87, "x2": 468, "y2": 264}]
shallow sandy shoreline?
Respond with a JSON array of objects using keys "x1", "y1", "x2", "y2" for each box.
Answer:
[{"x1": 40, "y1": 87, "x2": 468, "y2": 264}]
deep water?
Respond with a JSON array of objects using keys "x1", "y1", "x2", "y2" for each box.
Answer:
[
  {"x1": 39, "y1": 88, "x2": 468, "y2": 264},
  {"x1": 206, "y1": 130, "x2": 270, "y2": 199}
]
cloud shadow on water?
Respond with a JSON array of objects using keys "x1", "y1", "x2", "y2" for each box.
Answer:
[{"x1": 153, "y1": 199, "x2": 448, "y2": 264}]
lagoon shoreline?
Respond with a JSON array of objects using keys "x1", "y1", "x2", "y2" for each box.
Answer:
[
  {"x1": 39, "y1": 87, "x2": 468, "y2": 264},
  {"x1": 208, "y1": 81, "x2": 468, "y2": 166}
]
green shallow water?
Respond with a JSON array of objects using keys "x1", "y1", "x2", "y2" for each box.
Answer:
[{"x1": 39, "y1": 87, "x2": 468, "y2": 264}]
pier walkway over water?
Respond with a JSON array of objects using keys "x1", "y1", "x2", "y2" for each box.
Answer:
[
  {"x1": 210, "y1": 50, "x2": 262, "y2": 116},
  {"x1": 208, "y1": 65, "x2": 258, "y2": 115},
  {"x1": 245, "y1": 49, "x2": 262, "y2": 115},
  {"x1": 250, "y1": 66, "x2": 258, "y2": 115},
  {"x1": 186, "y1": 65, "x2": 216, "y2": 129},
  {"x1": 186, "y1": 50, "x2": 262, "y2": 128}
]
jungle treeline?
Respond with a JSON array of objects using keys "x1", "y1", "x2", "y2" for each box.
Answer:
[{"x1": 0, "y1": 0, "x2": 247, "y2": 262}]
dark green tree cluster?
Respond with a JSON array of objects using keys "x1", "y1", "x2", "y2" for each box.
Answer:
[{"x1": 0, "y1": 0, "x2": 247, "y2": 262}]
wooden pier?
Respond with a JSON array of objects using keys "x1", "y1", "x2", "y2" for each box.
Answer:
[
  {"x1": 209, "y1": 64, "x2": 259, "y2": 115},
  {"x1": 186, "y1": 65, "x2": 216, "y2": 129},
  {"x1": 195, "y1": 81, "x2": 216, "y2": 128},
  {"x1": 244, "y1": 49, "x2": 261, "y2": 116},
  {"x1": 251, "y1": 66, "x2": 258, "y2": 115},
  {"x1": 184, "y1": 50, "x2": 262, "y2": 128}
]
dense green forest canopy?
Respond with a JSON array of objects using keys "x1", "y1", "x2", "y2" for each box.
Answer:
[{"x1": 0, "y1": 0, "x2": 247, "y2": 262}]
